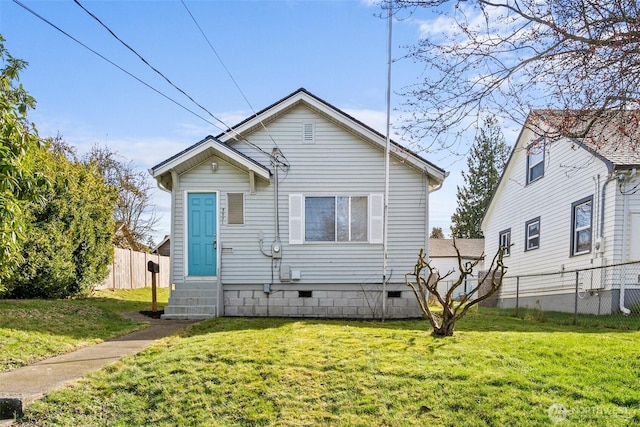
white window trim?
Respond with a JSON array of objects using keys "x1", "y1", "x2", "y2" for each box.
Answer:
[{"x1": 288, "y1": 193, "x2": 383, "y2": 244}]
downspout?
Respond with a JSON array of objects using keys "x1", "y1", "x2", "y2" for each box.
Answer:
[
  {"x1": 619, "y1": 171, "x2": 635, "y2": 315},
  {"x1": 599, "y1": 175, "x2": 616, "y2": 241},
  {"x1": 152, "y1": 170, "x2": 178, "y2": 288},
  {"x1": 170, "y1": 170, "x2": 179, "y2": 290},
  {"x1": 425, "y1": 177, "x2": 445, "y2": 299},
  {"x1": 427, "y1": 179, "x2": 445, "y2": 248}
]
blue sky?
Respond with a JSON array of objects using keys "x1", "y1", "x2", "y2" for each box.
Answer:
[{"x1": 1, "y1": 0, "x2": 506, "y2": 243}]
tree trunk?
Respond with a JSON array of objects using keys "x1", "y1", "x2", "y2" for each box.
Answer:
[{"x1": 432, "y1": 318, "x2": 456, "y2": 337}]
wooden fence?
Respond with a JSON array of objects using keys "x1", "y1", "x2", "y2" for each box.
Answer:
[{"x1": 96, "y1": 247, "x2": 170, "y2": 289}]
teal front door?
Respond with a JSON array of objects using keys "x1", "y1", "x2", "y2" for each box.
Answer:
[{"x1": 188, "y1": 193, "x2": 217, "y2": 276}]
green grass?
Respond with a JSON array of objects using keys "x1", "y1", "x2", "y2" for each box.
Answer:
[
  {"x1": 0, "y1": 287, "x2": 168, "y2": 372},
  {"x1": 17, "y1": 309, "x2": 640, "y2": 427}
]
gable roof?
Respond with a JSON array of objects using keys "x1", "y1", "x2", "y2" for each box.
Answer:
[
  {"x1": 216, "y1": 88, "x2": 447, "y2": 185},
  {"x1": 481, "y1": 109, "x2": 640, "y2": 229},
  {"x1": 150, "y1": 88, "x2": 447, "y2": 190},
  {"x1": 149, "y1": 135, "x2": 272, "y2": 191},
  {"x1": 528, "y1": 109, "x2": 640, "y2": 171},
  {"x1": 429, "y1": 238, "x2": 485, "y2": 259},
  {"x1": 152, "y1": 235, "x2": 170, "y2": 254}
]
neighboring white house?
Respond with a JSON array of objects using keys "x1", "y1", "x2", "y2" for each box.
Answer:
[
  {"x1": 482, "y1": 111, "x2": 640, "y2": 314},
  {"x1": 149, "y1": 88, "x2": 448, "y2": 319},
  {"x1": 428, "y1": 238, "x2": 484, "y2": 298}
]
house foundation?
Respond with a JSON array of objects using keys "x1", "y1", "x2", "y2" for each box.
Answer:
[{"x1": 223, "y1": 286, "x2": 423, "y2": 319}]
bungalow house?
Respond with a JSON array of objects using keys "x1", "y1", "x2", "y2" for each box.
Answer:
[
  {"x1": 428, "y1": 238, "x2": 484, "y2": 298},
  {"x1": 482, "y1": 111, "x2": 640, "y2": 314},
  {"x1": 149, "y1": 88, "x2": 448, "y2": 319}
]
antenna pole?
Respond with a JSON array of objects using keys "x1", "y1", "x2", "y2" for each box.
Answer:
[{"x1": 382, "y1": 2, "x2": 392, "y2": 322}]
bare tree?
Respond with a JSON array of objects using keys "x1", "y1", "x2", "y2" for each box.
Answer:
[
  {"x1": 84, "y1": 145, "x2": 159, "y2": 249},
  {"x1": 405, "y1": 241, "x2": 507, "y2": 336},
  {"x1": 392, "y1": 0, "x2": 640, "y2": 152}
]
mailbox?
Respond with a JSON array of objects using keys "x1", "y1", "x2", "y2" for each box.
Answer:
[{"x1": 147, "y1": 260, "x2": 160, "y2": 273}]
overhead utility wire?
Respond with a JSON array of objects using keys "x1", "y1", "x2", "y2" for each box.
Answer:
[
  {"x1": 73, "y1": 0, "x2": 276, "y2": 161},
  {"x1": 72, "y1": 0, "x2": 232, "y2": 131},
  {"x1": 180, "y1": 0, "x2": 255, "y2": 124},
  {"x1": 11, "y1": 0, "x2": 221, "y2": 130},
  {"x1": 179, "y1": 0, "x2": 289, "y2": 167}
]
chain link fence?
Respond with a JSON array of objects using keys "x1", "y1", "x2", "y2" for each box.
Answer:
[{"x1": 492, "y1": 260, "x2": 640, "y2": 329}]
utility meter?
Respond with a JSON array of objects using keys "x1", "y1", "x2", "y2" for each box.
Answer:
[{"x1": 272, "y1": 242, "x2": 282, "y2": 259}]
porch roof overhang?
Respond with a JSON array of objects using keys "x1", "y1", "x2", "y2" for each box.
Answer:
[{"x1": 149, "y1": 136, "x2": 271, "y2": 191}]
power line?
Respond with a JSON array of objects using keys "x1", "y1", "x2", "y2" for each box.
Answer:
[
  {"x1": 72, "y1": 0, "x2": 232, "y2": 131},
  {"x1": 13, "y1": 0, "x2": 280, "y2": 163},
  {"x1": 180, "y1": 0, "x2": 255, "y2": 120},
  {"x1": 73, "y1": 0, "x2": 279, "y2": 162},
  {"x1": 180, "y1": 0, "x2": 289, "y2": 168},
  {"x1": 11, "y1": 0, "x2": 223, "y2": 131}
]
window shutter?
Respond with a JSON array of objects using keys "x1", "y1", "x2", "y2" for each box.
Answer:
[
  {"x1": 369, "y1": 193, "x2": 384, "y2": 244},
  {"x1": 289, "y1": 194, "x2": 304, "y2": 244}
]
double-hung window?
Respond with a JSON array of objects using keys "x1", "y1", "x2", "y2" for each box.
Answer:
[
  {"x1": 499, "y1": 229, "x2": 511, "y2": 256},
  {"x1": 571, "y1": 196, "x2": 592, "y2": 256},
  {"x1": 526, "y1": 142, "x2": 545, "y2": 184},
  {"x1": 289, "y1": 194, "x2": 383, "y2": 244},
  {"x1": 525, "y1": 217, "x2": 540, "y2": 251}
]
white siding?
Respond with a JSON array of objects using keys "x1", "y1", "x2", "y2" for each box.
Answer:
[
  {"x1": 482, "y1": 127, "x2": 612, "y2": 284},
  {"x1": 173, "y1": 104, "x2": 430, "y2": 288}
]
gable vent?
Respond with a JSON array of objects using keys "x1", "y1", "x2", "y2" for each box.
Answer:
[{"x1": 302, "y1": 122, "x2": 315, "y2": 143}]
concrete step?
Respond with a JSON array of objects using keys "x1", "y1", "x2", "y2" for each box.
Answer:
[
  {"x1": 163, "y1": 282, "x2": 219, "y2": 320},
  {"x1": 164, "y1": 305, "x2": 217, "y2": 316},
  {"x1": 172, "y1": 282, "x2": 217, "y2": 290},
  {"x1": 167, "y1": 297, "x2": 217, "y2": 307},
  {"x1": 169, "y1": 289, "x2": 217, "y2": 298},
  {"x1": 161, "y1": 313, "x2": 215, "y2": 320}
]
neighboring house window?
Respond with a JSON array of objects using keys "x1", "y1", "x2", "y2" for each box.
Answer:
[
  {"x1": 571, "y1": 196, "x2": 593, "y2": 256},
  {"x1": 525, "y1": 217, "x2": 540, "y2": 251},
  {"x1": 499, "y1": 229, "x2": 511, "y2": 256},
  {"x1": 305, "y1": 196, "x2": 368, "y2": 242},
  {"x1": 227, "y1": 193, "x2": 244, "y2": 225},
  {"x1": 526, "y1": 142, "x2": 545, "y2": 184},
  {"x1": 288, "y1": 194, "x2": 383, "y2": 244}
]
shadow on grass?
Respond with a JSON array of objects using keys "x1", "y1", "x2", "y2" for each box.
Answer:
[{"x1": 0, "y1": 295, "x2": 158, "y2": 341}]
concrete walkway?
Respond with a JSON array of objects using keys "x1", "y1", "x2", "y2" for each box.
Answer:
[{"x1": 0, "y1": 313, "x2": 198, "y2": 421}]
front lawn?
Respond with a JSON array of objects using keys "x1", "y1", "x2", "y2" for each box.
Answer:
[
  {"x1": 18, "y1": 310, "x2": 640, "y2": 426},
  {"x1": 0, "y1": 287, "x2": 168, "y2": 372}
]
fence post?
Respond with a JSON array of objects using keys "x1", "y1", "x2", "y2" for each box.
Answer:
[
  {"x1": 112, "y1": 255, "x2": 116, "y2": 290},
  {"x1": 144, "y1": 252, "x2": 148, "y2": 288},
  {"x1": 515, "y1": 276, "x2": 520, "y2": 317},
  {"x1": 574, "y1": 271, "x2": 579, "y2": 326}
]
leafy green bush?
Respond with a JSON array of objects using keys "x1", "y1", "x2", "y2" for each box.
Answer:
[
  {"x1": 0, "y1": 36, "x2": 51, "y2": 288},
  {"x1": 3, "y1": 140, "x2": 116, "y2": 298}
]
